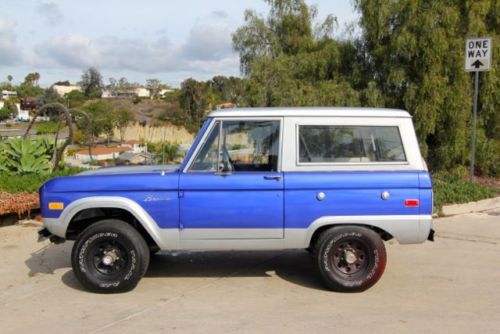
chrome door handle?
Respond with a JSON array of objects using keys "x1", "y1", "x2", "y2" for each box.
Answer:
[{"x1": 263, "y1": 175, "x2": 281, "y2": 181}]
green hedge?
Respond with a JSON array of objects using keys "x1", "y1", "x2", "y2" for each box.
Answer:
[
  {"x1": 0, "y1": 167, "x2": 83, "y2": 193},
  {"x1": 432, "y1": 169, "x2": 499, "y2": 215}
]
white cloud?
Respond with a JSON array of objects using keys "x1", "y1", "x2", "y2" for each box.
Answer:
[
  {"x1": 0, "y1": 18, "x2": 23, "y2": 66},
  {"x1": 37, "y1": 2, "x2": 64, "y2": 25},
  {"x1": 181, "y1": 22, "x2": 234, "y2": 61},
  {"x1": 34, "y1": 21, "x2": 239, "y2": 77},
  {"x1": 211, "y1": 10, "x2": 228, "y2": 19}
]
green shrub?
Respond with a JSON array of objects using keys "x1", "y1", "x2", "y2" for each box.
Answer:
[
  {"x1": 0, "y1": 166, "x2": 83, "y2": 193},
  {"x1": 432, "y1": 168, "x2": 499, "y2": 215},
  {"x1": 0, "y1": 137, "x2": 51, "y2": 174},
  {"x1": 35, "y1": 121, "x2": 59, "y2": 134}
]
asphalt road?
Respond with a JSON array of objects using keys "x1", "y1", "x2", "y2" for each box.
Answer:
[{"x1": 0, "y1": 211, "x2": 499, "y2": 334}]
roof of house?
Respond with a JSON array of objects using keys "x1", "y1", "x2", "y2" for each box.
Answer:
[
  {"x1": 117, "y1": 151, "x2": 154, "y2": 161},
  {"x1": 76, "y1": 146, "x2": 131, "y2": 156},
  {"x1": 117, "y1": 152, "x2": 142, "y2": 160},
  {"x1": 124, "y1": 140, "x2": 142, "y2": 144}
]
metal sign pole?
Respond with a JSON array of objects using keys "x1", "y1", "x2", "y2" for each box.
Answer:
[
  {"x1": 469, "y1": 71, "x2": 479, "y2": 182},
  {"x1": 465, "y1": 37, "x2": 492, "y2": 183}
]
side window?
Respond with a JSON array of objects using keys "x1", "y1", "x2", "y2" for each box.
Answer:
[
  {"x1": 298, "y1": 125, "x2": 406, "y2": 163},
  {"x1": 190, "y1": 120, "x2": 281, "y2": 172}
]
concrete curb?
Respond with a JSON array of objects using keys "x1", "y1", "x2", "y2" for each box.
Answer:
[{"x1": 441, "y1": 196, "x2": 500, "y2": 216}]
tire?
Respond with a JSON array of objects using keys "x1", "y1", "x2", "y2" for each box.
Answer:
[
  {"x1": 313, "y1": 226, "x2": 387, "y2": 292},
  {"x1": 71, "y1": 219, "x2": 150, "y2": 293}
]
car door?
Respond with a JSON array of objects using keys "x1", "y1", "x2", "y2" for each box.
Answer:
[{"x1": 179, "y1": 118, "x2": 284, "y2": 240}]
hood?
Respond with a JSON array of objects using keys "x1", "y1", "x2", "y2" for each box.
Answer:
[{"x1": 43, "y1": 165, "x2": 180, "y2": 193}]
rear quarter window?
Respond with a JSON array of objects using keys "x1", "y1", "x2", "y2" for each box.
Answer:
[{"x1": 298, "y1": 125, "x2": 406, "y2": 163}]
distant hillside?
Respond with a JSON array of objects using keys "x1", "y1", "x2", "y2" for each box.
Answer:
[{"x1": 98, "y1": 98, "x2": 179, "y2": 127}]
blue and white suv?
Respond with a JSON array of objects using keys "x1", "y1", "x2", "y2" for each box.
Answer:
[{"x1": 38, "y1": 107, "x2": 434, "y2": 293}]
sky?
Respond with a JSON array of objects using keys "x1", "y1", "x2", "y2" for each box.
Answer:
[{"x1": 0, "y1": 0, "x2": 359, "y2": 88}]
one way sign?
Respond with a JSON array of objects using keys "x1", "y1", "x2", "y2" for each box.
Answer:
[{"x1": 465, "y1": 37, "x2": 492, "y2": 71}]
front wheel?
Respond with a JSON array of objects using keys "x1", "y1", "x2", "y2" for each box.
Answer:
[
  {"x1": 71, "y1": 219, "x2": 150, "y2": 293},
  {"x1": 313, "y1": 226, "x2": 387, "y2": 292}
]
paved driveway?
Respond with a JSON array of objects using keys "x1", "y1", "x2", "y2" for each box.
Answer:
[{"x1": 0, "y1": 211, "x2": 499, "y2": 333}]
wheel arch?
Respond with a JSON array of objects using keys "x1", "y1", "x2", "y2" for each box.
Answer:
[
  {"x1": 308, "y1": 223, "x2": 393, "y2": 249},
  {"x1": 304, "y1": 214, "x2": 427, "y2": 248},
  {"x1": 54, "y1": 196, "x2": 166, "y2": 249}
]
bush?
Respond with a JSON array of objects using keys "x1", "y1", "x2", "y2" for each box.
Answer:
[
  {"x1": 132, "y1": 95, "x2": 142, "y2": 104},
  {"x1": 0, "y1": 166, "x2": 83, "y2": 193},
  {"x1": 35, "y1": 121, "x2": 59, "y2": 134},
  {"x1": 432, "y1": 167, "x2": 499, "y2": 215}
]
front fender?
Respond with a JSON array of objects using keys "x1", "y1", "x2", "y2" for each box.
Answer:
[{"x1": 42, "y1": 196, "x2": 175, "y2": 249}]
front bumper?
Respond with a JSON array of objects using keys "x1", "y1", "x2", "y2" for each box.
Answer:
[{"x1": 37, "y1": 228, "x2": 65, "y2": 244}]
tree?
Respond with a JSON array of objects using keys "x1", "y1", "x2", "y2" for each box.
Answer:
[
  {"x1": 80, "y1": 67, "x2": 104, "y2": 98},
  {"x1": 0, "y1": 102, "x2": 17, "y2": 120},
  {"x1": 17, "y1": 83, "x2": 44, "y2": 98},
  {"x1": 80, "y1": 101, "x2": 114, "y2": 143},
  {"x1": 17, "y1": 72, "x2": 44, "y2": 98},
  {"x1": 354, "y1": 0, "x2": 499, "y2": 175},
  {"x1": 113, "y1": 107, "x2": 135, "y2": 143},
  {"x1": 107, "y1": 77, "x2": 135, "y2": 97},
  {"x1": 232, "y1": 0, "x2": 335, "y2": 75},
  {"x1": 65, "y1": 90, "x2": 86, "y2": 108},
  {"x1": 232, "y1": 0, "x2": 359, "y2": 108},
  {"x1": 179, "y1": 78, "x2": 208, "y2": 127},
  {"x1": 54, "y1": 80, "x2": 71, "y2": 86},
  {"x1": 146, "y1": 78, "x2": 161, "y2": 99}
]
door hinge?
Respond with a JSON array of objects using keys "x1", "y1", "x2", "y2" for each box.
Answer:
[{"x1": 178, "y1": 190, "x2": 184, "y2": 198}]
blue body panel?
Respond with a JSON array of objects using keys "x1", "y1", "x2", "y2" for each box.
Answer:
[
  {"x1": 179, "y1": 172, "x2": 284, "y2": 237},
  {"x1": 40, "y1": 172, "x2": 180, "y2": 228},
  {"x1": 41, "y1": 170, "x2": 432, "y2": 231},
  {"x1": 284, "y1": 171, "x2": 422, "y2": 228}
]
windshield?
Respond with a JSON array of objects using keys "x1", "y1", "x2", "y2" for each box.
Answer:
[{"x1": 179, "y1": 118, "x2": 213, "y2": 171}]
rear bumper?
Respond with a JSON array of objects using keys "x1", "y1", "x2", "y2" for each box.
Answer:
[{"x1": 428, "y1": 229, "x2": 435, "y2": 242}]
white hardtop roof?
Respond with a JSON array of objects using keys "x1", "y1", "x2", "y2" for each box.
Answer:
[{"x1": 209, "y1": 107, "x2": 411, "y2": 118}]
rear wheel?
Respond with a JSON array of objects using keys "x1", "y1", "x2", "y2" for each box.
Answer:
[
  {"x1": 313, "y1": 226, "x2": 386, "y2": 292},
  {"x1": 71, "y1": 219, "x2": 150, "y2": 293}
]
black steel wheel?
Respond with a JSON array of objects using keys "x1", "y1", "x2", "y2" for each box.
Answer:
[
  {"x1": 71, "y1": 219, "x2": 150, "y2": 293},
  {"x1": 313, "y1": 226, "x2": 387, "y2": 292}
]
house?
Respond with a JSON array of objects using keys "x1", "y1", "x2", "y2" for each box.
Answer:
[
  {"x1": 158, "y1": 88, "x2": 174, "y2": 97},
  {"x1": 74, "y1": 146, "x2": 131, "y2": 163},
  {"x1": 102, "y1": 86, "x2": 151, "y2": 98},
  {"x1": 52, "y1": 84, "x2": 82, "y2": 96},
  {"x1": 121, "y1": 140, "x2": 147, "y2": 153},
  {"x1": 1, "y1": 90, "x2": 17, "y2": 100},
  {"x1": 134, "y1": 87, "x2": 150, "y2": 98},
  {"x1": 116, "y1": 152, "x2": 154, "y2": 165}
]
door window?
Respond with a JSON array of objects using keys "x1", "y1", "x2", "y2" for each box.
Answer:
[{"x1": 190, "y1": 120, "x2": 280, "y2": 172}]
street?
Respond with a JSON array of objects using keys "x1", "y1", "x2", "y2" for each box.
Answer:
[{"x1": 0, "y1": 211, "x2": 499, "y2": 334}]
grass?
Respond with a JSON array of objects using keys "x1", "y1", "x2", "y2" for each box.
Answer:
[
  {"x1": 432, "y1": 169, "x2": 500, "y2": 215},
  {"x1": 0, "y1": 166, "x2": 83, "y2": 193}
]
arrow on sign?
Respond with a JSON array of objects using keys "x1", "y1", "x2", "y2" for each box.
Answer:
[{"x1": 471, "y1": 60, "x2": 484, "y2": 69}]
